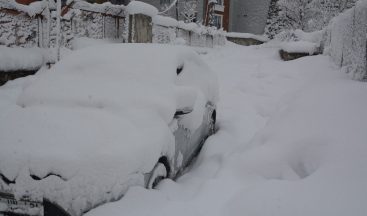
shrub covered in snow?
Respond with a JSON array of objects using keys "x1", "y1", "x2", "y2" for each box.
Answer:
[
  {"x1": 152, "y1": 15, "x2": 226, "y2": 47},
  {"x1": 265, "y1": 0, "x2": 357, "y2": 38},
  {"x1": 323, "y1": 0, "x2": 367, "y2": 80}
]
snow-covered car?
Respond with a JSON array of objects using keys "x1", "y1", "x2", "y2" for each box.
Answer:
[{"x1": 0, "y1": 44, "x2": 218, "y2": 216}]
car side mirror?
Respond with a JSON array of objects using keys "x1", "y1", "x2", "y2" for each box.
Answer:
[{"x1": 174, "y1": 107, "x2": 193, "y2": 118}]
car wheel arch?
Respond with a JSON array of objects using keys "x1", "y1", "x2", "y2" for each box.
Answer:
[
  {"x1": 157, "y1": 156, "x2": 171, "y2": 178},
  {"x1": 211, "y1": 109, "x2": 216, "y2": 125}
]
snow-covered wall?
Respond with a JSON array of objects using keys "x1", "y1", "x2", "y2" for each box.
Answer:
[
  {"x1": 0, "y1": 0, "x2": 127, "y2": 50},
  {"x1": 1, "y1": 0, "x2": 224, "y2": 53},
  {"x1": 138, "y1": 0, "x2": 206, "y2": 23},
  {"x1": 324, "y1": 0, "x2": 367, "y2": 80},
  {"x1": 57, "y1": 1, "x2": 127, "y2": 47},
  {"x1": 0, "y1": 10, "x2": 42, "y2": 47}
]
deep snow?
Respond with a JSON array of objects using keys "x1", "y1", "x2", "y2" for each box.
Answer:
[
  {"x1": 0, "y1": 41, "x2": 366, "y2": 216},
  {"x1": 85, "y1": 43, "x2": 367, "y2": 216}
]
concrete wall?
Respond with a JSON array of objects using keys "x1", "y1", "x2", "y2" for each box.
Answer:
[
  {"x1": 229, "y1": 0, "x2": 270, "y2": 34},
  {"x1": 128, "y1": 14, "x2": 152, "y2": 43}
]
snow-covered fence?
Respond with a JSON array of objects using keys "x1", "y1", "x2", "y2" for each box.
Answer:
[
  {"x1": 56, "y1": 1, "x2": 127, "y2": 48},
  {"x1": 0, "y1": 1, "x2": 48, "y2": 48},
  {"x1": 0, "y1": 0, "x2": 127, "y2": 49},
  {"x1": 323, "y1": 0, "x2": 367, "y2": 81},
  {"x1": 1, "y1": 0, "x2": 224, "y2": 50},
  {"x1": 151, "y1": 15, "x2": 226, "y2": 48}
]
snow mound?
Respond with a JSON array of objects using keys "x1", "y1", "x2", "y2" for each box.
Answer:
[
  {"x1": 177, "y1": 21, "x2": 198, "y2": 31},
  {"x1": 71, "y1": 37, "x2": 114, "y2": 50},
  {"x1": 127, "y1": 1, "x2": 158, "y2": 17},
  {"x1": 281, "y1": 41, "x2": 320, "y2": 54},
  {"x1": 153, "y1": 15, "x2": 178, "y2": 27},
  {"x1": 0, "y1": 46, "x2": 47, "y2": 71}
]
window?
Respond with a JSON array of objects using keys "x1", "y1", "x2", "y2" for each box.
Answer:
[{"x1": 212, "y1": 14, "x2": 223, "y2": 29}]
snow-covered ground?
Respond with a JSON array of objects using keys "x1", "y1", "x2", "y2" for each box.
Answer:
[
  {"x1": 0, "y1": 41, "x2": 366, "y2": 216},
  {"x1": 84, "y1": 43, "x2": 367, "y2": 216}
]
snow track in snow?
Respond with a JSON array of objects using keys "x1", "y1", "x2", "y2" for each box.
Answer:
[{"x1": 86, "y1": 43, "x2": 367, "y2": 216}]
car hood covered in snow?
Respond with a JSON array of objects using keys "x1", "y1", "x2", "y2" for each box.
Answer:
[{"x1": 0, "y1": 44, "x2": 218, "y2": 216}]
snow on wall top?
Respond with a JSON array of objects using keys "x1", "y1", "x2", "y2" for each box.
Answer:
[
  {"x1": 226, "y1": 32, "x2": 269, "y2": 42},
  {"x1": 71, "y1": 0, "x2": 126, "y2": 16},
  {"x1": 153, "y1": 15, "x2": 178, "y2": 27},
  {"x1": 0, "y1": 0, "x2": 47, "y2": 17},
  {"x1": 126, "y1": 1, "x2": 158, "y2": 17},
  {"x1": 0, "y1": 46, "x2": 48, "y2": 72}
]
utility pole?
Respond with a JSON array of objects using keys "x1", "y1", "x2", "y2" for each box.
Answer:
[{"x1": 56, "y1": 0, "x2": 61, "y2": 61}]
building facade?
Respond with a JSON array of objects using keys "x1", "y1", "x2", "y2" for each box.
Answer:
[
  {"x1": 204, "y1": 0, "x2": 230, "y2": 31},
  {"x1": 229, "y1": 0, "x2": 271, "y2": 34}
]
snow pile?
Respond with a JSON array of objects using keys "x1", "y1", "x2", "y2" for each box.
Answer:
[
  {"x1": 226, "y1": 32, "x2": 269, "y2": 42},
  {"x1": 85, "y1": 43, "x2": 367, "y2": 216},
  {"x1": 152, "y1": 17, "x2": 226, "y2": 47},
  {"x1": 152, "y1": 15, "x2": 179, "y2": 28},
  {"x1": 0, "y1": 44, "x2": 218, "y2": 216},
  {"x1": 71, "y1": 37, "x2": 114, "y2": 50},
  {"x1": 270, "y1": 29, "x2": 324, "y2": 44},
  {"x1": 126, "y1": 1, "x2": 159, "y2": 17},
  {"x1": 280, "y1": 41, "x2": 320, "y2": 54},
  {"x1": 264, "y1": 29, "x2": 323, "y2": 54},
  {"x1": 323, "y1": 0, "x2": 367, "y2": 80},
  {"x1": 0, "y1": 46, "x2": 47, "y2": 71},
  {"x1": 177, "y1": 22, "x2": 198, "y2": 31}
]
